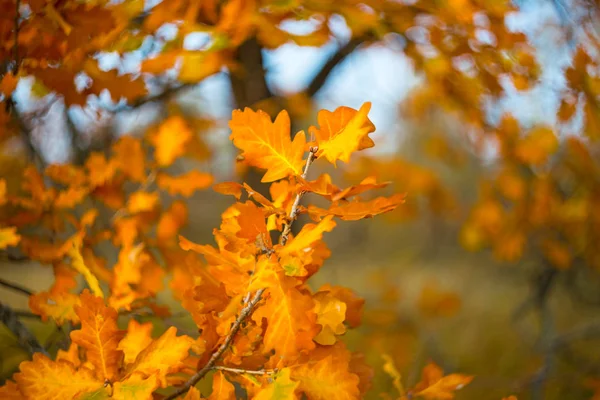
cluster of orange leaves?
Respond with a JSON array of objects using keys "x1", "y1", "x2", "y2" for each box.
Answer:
[{"x1": 0, "y1": 103, "x2": 483, "y2": 399}]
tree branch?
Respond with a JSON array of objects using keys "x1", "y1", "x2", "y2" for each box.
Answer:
[
  {"x1": 0, "y1": 277, "x2": 34, "y2": 297},
  {"x1": 306, "y1": 37, "x2": 366, "y2": 97},
  {"x1": 0, "y1": 302, "x2": 48, "y2": 357},
  {"x1": 164, "y1": 289, "x2": 265, "y2": 400},
  {"x1": 107, "y1": 83, "x2": 197, "y2": 113}
]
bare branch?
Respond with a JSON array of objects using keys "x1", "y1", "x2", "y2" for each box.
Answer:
[
  {"x1": 306, "y1": 37, "x2": 366, "y2": 97},
  {"x1": 107, "y1": 83, "x2": 197, "y2": 113},
  {"x1": 0, "y1": 301, "x2": 48, "y2": 357},
  {"x1": 0, "y1": 277, "x2": 34, "y2": 297}
]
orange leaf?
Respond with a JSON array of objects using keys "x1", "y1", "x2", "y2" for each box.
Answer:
[
  {"x1": 412, "y1": 363, "x2": 473, "y2": 399},
  {"x1": 307, "y1": 194, "x2": 405, "y2": 221},
  {"x1": 127, "y1": 191, "x2": 160, "y2": 213},
  {"x1": 207, "y1": 371, "x2": 236, "y2": 400},
  {"x1": 118, "y1": 320, "x2": 154, "y2": 364},
  {"x1": 0, "y1": 227, "x2": 20, "y2": 249},
  {"x1": 309, "y1": 102, "x2": 375, "y2": 166},
  {"x1": 291, "y1": 346, "x2": 360, "y2": 400},
  {"x1": 157, "y1": 170, "x2": 213, "y2": 196},
  {"x1": 150, "y1": 116, "x2": 192, "y2": 167},
  {"x1": 124, "y1": 326, "x2": 193, "y2": 387},
  {"x1": 14, "y1": 353, "x2": 101, "y2": 399},
  {"x1": 229, "y1": 108, "x2": 306, "y2": 182},
  {"x1": 70, "y1": 291, "x2": 124, "y2": 381}
]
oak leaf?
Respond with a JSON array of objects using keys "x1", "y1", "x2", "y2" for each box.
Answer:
[
  {"x1": 309, "y1": 102, "x2": 375, "y2": 166},
  {"x1": 307, "y1": 194, "x2": 405, "y2": 221},
  {"x1": 412, "y1": 363, "x2": 473, "y2": 399},
  {"x1": 14, "y1": 353, "x2": 101, "y2": 399},
  {"x1": 229, "y1": 108, "x2": 306, "y2": 182},
  {"x1": 118, "y1": 320, "x2": 154, "y2": 364},
  {"x1": 207, "y1": 371, "x2": 236, "y2": 400},
  {"x1": 124, "y1": 326, "x2": 193, "y2": 387},
  {"x1": 70, "y1": 291, "x2": 124, "y2": 381},
  {"x1": 253, "y1": 368, "x2": 299, "y2": 400}
]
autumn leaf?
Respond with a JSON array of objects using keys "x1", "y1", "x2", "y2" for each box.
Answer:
[
  {"x1": 313, "y1": 290, "x2": 347, "y2": 345},
  {"x1": 150, "y1": 116, "x2": 193, "y2": 167},
  {"x1": 118, "y1": 320, "x2": 154, "y2": 364},
  {"x1": 14, "y1": 353, "x2": 101, "y2": 399},
  {"x1": 124, "y1": 326, "x2": 193, "y2": 387},
  {"x1": 309, "y1": 102, "x2": 375, "y2": 166},
  {"x1": 207, "y1": 371, "x2": 236, "y2": 400},
  {"x1": 229, "y1": 108, "x2": 306, "y2": 182},
  {"x1": 127, "y1": 191, "x2": 160, "y2": 213},
  {"x1": 69, "y1": 241, "x2": 103, "y2": 298},
  {"x1": 157, "y1": 170, "x2": 213, "y2": 196},
  {"x1": 113, "y1": 136, "x2": 146, "y2": 183},
  {"x1": 382, "y1": 354, "x2": 405, "y2": 396},
  {"x1": 307, "y1": 194, "x2": 405, "y2": 221},
  {"x1": 70, "y1": 291, "x2": 124, "y2": 381},
  {"x1": 411, "y1": 363, "x2": 473, "y2": 399},
  {"x1": 0, "y1": 227, "x2": 20, "y2": 249},
  {"x1": 253, "y1": 368, "x2": 299, "y2": 400},
  {"x1": 251, "y1": 269, "x2": 318, "y2": 362},
  {"x1": 291, "y1": 349, "x2": 360, "y2": 400}
]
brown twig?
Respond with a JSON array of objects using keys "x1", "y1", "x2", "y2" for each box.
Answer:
[
  {"x1": 307, "y1": 38, "x2": 365, "y2": 97},
  {"x1": 0, "y1": 277, "x2": 34, "y2": 297},
  {"x1": 213, "y1": 366, "x2": 276, "y2": 375},
  {"x1": 280, "y1": 147, "x2": 317, "y2": 246},
  {"x1": 164, "y1": 289, "x2": 265, "y2": 400},
  {"x1": 0, "y1": 301, "x2": 48, "y2": 357}
]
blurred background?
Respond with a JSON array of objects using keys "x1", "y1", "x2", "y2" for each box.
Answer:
[{"x1": 3, "y1": 0, "x2": 600, "y2": 398}]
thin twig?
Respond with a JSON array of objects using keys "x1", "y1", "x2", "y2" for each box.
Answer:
[
  {"x1": 213, "y1": 366, "x2": 276, "y2": 375},
  {"x1": 107, "y1": 83, "x2": 197, "y2": 113},
  {"x1": 0, "y1": 277, "x2": 34, "y2": 297},
  {"x1": 280, "y1": 147, "x2": 317, "y2": 246},
  {"x1": 0, "y1": 302, "x2": 48, "y2": 357},
  {"x1": 164, "y1": 289, "x2": 265, "y2": 400},
  {"x1": 307, "y1": 38, "x2": 365, "y2": 97}
]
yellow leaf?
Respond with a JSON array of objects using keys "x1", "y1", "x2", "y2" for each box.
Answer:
[
  {"x1": 14, "y1": 353, "x2": 101, "y2": 399},
  {"x1": 253, "y1": 368, "x2": 299, "y2": 400},
  {"x1": 208, "y1": 371, "x2": 236, "y2": 400},
  {"x1": 112, "y1": 374, "x2": 159, "y2": 400},
  {"x1": 69, "y1": 241, "x2": 103, "y2": 298},
  {"x1": 125, "y1": 326, "x2": 193, "y2": 388},
  {"x1": 412, "y1": 363, "x2": 473, "y2": 399},
  {"x1": 313, "y1": 291, "x2": 347, "y2": 345},
  {"x1": 0, "y1": 227, "x2": 20, "y2": 249},
  {"x1": 150, "y1": 116, "x2": 193, "y2": 167},
  {"x1": 127, "y1": 191, "x2": 160, "y2": 213},
  {"x1": 70, "y1": 291, "x2": 124, "y2": 381},
  {"x1": 157, "y1": 171, "x2": 213, "y2": 196},
  {"x1": 118, "y1": 320, "x2": 154, "y2": 364},
  {"x1": 514, "y1": 126, "x2": 558, "y2": 165},
  {"x1": 229, "y1": 108, "x2": 306, "y2": 182},
  {"x1": 382, "y1": 354, "x2": 404, "y2": 396},
  {"x1": 310, "y1": 102, "x2": 375, "y2": 166},
  {"x1": 291, "y1": 346, "x2": 360, "y2": 400}
]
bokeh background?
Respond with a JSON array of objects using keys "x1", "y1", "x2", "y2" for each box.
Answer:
[{"x1": 3, "y1": 0, "x2": 600, "y2": 398}]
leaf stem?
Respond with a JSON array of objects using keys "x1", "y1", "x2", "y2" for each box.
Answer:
[{"x1": 213, "y1": 365, "x2": 276, "y2": 375}]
